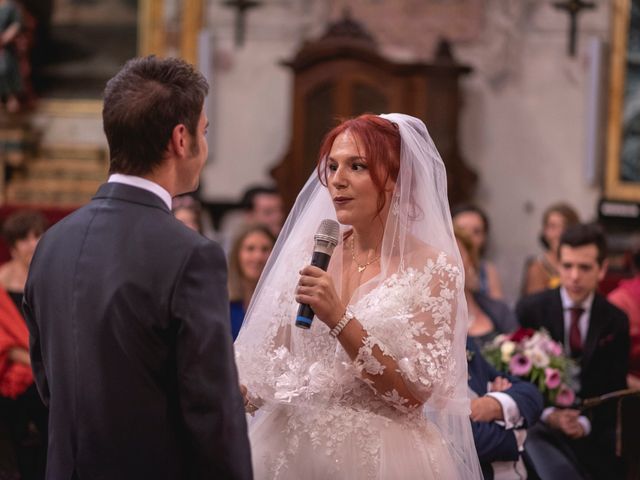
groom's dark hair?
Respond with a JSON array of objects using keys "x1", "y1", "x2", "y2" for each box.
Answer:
[{"x1": 103, "y1": 55, "x2": 209, "y2": 176}]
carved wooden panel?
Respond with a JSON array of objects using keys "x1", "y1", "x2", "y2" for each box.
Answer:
[{"x1": 273, "y1": 13, "x2": 476, "y2": 209}]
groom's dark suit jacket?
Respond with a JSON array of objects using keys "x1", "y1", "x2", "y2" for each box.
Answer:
[
  {"x1": 23, "y1": 183, "x2": 252, "y2": 480},
  {"x1": 516, "y1": 288, "x2": 629, "y2": 449}
]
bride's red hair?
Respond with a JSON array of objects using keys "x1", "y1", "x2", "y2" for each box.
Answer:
[{"x1": 317, "y1": 114, "x2": 400, "y2": 215}]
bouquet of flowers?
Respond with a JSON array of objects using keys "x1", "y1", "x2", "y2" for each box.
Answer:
[{"x1": 482, "y1": 328, "x2": 578, "y2": 407}]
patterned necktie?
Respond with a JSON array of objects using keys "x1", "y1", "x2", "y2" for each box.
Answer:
[{"x1": 569, "y1": 306, "x2": 584, "y2": 357}]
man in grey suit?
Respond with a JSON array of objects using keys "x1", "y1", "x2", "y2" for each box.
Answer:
[{"x1": 23, "y1": 56, "x2": 252, "y2": 480}]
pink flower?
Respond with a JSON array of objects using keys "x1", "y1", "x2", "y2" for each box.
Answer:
[
  {"x1": 509, "y1": 353, "x2": 532, "y2": 376},
  {"x1": 544, "y1": 368, "x2": 561, "y2": 389},
  {"x1": 555, "y1": 384, "x2": 575, "y2": 407},
  {"x1": 545, "y1": 340, "x2": 563, "y2": 357}
]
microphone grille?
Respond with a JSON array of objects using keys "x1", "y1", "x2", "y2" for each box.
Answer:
[{"x1": 315, "y1": 219, "x2": 340, "y2": 247}]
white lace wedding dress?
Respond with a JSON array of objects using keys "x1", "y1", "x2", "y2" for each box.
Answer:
[
  {"x1": 239, "y1": 251, "x2": 463, "y2": 479},
  {"x1": 235, "y1": 113, "x2": 481, "y2": 479}
]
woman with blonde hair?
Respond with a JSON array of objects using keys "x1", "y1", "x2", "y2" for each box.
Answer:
[
  {"x1": 227, "y1": 224, "x2": 275, "y2": 339},
  {"x1": 522, "y1": 203, "x2": 580, "y2": 296}
]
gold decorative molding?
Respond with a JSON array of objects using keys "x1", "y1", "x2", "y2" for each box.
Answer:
[
  {"x1": 139, "y1": 0, "x2": 203, "y2": 63},
  {"x1": 37, "y1": 99, "x2": 103, "y2": 116},
  {"x1": 139, "y1": 0, "x2": 165, "y2": 57},
  {"x1": 42, "y1": 0, "x2": 204, "y2": 115},
  {"x1": 181, "y1": 0, "x2": 204, "y2": 65},
  {"x1": 605, "y1": 0, "x2": 640, "y2": 201}
]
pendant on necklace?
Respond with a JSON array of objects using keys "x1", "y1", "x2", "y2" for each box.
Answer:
[{"x1": 357, "y1": 265, "x2": 366, "y2": 273}]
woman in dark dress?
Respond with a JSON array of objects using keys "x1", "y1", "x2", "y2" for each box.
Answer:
[
  {"x1": 454, "y1": 227, "x2": 517, "y2": 350},
  {"x1": 452, "y1": 204, "x2": 504, "y2": 300}
]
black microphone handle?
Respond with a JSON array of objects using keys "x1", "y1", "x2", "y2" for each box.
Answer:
[{"x1": 295, "y1": 250, "x2": 331, "y2": 329}]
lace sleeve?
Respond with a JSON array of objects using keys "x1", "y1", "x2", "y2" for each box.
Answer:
[{"x1": 353, "y1": 252, "x2": 461, "y2": 411}]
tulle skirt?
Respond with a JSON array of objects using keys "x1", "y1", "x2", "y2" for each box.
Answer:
[{"x1": 249, "y1": 404, "x2": 458, "y2": 480}]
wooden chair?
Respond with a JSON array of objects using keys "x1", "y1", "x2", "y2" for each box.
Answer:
[{"x1": 582, "y1": 388, "x2": 640, "y2": 480}]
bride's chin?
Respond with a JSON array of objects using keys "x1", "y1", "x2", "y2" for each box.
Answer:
[
  {"x1": 334, "y1": 211, "x2": 352, "y2": 225},
  {"x1": 334, "y1": 209, "x2": 374, "y2": 228}
]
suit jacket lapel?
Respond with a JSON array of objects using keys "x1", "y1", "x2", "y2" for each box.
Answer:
[
  {"x1": 549, "y1": 289, "x2": 565, "y2": 344},
  {"x1": 581, "y1": 294, "x2": 606, "y2": 370},
  {"x1": 468, "y1": 356, "x2": 486, "y2": 396},
  {"x1": 466, "y1": 339, "x2": 487, "y2": 396}
]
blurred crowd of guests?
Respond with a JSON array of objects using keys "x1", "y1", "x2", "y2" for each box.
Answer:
[
  {"x1": 0, "y1": 190, "x2": 638, "y2": 480},
  {"x1": 452, "y1": 203, "x2": 638, "y2": 479}
]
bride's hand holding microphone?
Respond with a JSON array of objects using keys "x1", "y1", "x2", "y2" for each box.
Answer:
[
  {"x1": 241, "y1": 262, "x2": 345, "y2": 415},
  {"x1": 295, "y1": 265, "x2": 345, "y2": 329}
]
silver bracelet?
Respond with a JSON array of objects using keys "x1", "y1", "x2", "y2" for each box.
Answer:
[{"x1": 330, "y1": 307, "x2": 355, "y2": 338}]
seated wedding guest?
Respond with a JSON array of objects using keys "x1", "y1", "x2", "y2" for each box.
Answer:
[
  {"x1": 521, "y1": 203, "x2": 580, "y2": 296},
  {"x1": 228, "y1": 224, "x2": 275, "y2": 340},
  {"x1": 456, "y1": 228, "x2": 517, "y2": 349},
  {"x1": 453, "y1": 204, "x2": 503, "y2": 299},
  {"x1": 172, "y1": 194, "x2": 203, "y2": 233},
  {"x1": 218, "y1": 185, "x2": 284, "y2": 253},
  {"x1": 608, "y1": 246, "x2": 640, "y2": 390},
  {"x1": 0, "y1": 210, "x2": 47, "y2": 480},
  {"x1": 517, "y1": 223, "x2": 629, "y2": 480},
  {"x1": 241, "y1": 185, "x2": 284, "y2": 238},
  {"x1": 467, "y1": 337, "x2": 543, "y2": 480},
  {"x1": 0, "y1": 210, "x2": 45, "y2": 293}
]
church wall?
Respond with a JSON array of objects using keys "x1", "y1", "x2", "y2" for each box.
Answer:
[
  {"x1": 455, "y1": 2, "x2": 608, "y2": 302},
  {"x1": 200, "y1": 2, "x2": 327, "y2": 202}
]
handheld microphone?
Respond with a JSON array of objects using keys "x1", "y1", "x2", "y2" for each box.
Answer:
[{"x1": 295, "y1": 219, "x2": 340, "y2": 329}]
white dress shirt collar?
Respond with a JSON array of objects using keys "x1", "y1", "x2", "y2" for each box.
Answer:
[
  {"x1": 108, "y1": 174, "x2": 172, "y2": 210},
  {"x1": 559, "y1": 287, "x2": 594, "y2": 312}
]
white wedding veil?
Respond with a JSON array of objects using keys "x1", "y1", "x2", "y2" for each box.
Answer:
[{"x1": 235, "y1": 113, "x2": 481, "y2": 479}]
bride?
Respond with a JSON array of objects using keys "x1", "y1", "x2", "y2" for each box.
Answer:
[{"x1": 235, "y1": 113, "x2": 482, "y2": 479}]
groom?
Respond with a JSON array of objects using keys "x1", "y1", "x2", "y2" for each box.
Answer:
[{"x1": 23, "y1": 57, "x2": 252, "y2": 479}]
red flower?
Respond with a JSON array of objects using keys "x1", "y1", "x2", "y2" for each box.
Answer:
[{"x1": 509, "y1": 328, "x2": 535, "y2": 343}]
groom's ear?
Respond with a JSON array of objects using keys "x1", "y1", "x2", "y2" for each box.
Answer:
[{"x1": 168, "y1": 123, "x2": 188, "y2": 158}]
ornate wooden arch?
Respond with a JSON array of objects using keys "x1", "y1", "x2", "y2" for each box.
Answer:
[{"x1": 272, "y1": 12, "x2": 477, "y2": 209}]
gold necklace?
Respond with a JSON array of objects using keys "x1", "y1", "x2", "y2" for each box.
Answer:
[{"x1": 350, "y1": 234, "x2": 380, "y2": 273}]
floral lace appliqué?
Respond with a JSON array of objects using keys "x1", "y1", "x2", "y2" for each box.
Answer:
[
  {"x1": 353, "y1": 252, "x2": 460, "y2": 407},
  {"x1": 238, "y1": 251, "x2": 462, "y2": 479}
]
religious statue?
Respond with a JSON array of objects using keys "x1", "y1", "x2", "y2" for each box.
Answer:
[{"x1": 0, "y1": 0, "x2": 23, "y2": 112}]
